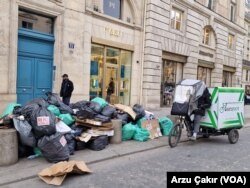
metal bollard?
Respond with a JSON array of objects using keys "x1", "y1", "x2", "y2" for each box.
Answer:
[{"x1": 110, "y1": 119, "x2": 122, "y2": 144}]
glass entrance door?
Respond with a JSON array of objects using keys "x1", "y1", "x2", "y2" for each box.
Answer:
[{"x1": 103, "y1": 65, "x2": 119, "y2": 103}]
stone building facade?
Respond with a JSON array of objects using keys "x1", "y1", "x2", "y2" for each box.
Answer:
[
  {"x1": 0, "y1": 0, "x2": 144, "y2": 112},
  {"x1": 0, "y1": 0, "x2": 247, "y2": 113},
  {"x1": 243, "y1": 0, "x2": 250, "y2": 95},
  {"x1": 143, "y1": 0, "x2": 245, "y2": 109}
]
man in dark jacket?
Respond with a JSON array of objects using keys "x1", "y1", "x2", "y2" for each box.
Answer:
[
  {"x1": 190, "y1": 87, "x2": 211, "y2": 141},
  {"x1": 60, "y1": 74, "x2": 74, "y2": 105}
]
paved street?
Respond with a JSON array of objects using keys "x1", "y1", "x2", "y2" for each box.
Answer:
[{"x1": 3, "y1": 127, "x2": 250, "y2": 188}]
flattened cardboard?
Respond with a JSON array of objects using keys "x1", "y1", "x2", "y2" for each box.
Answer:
[
  {"x1": 141, "y1": 119, "x2": 162, "y2": 139},
  {"x1": 38, "y1": 161, "x2": 92, "y2": 186},
  {"x1": 76, "y1": 133, "x2": 93, "y2": 143},
  {"x1": 114, "y1": 104, "x2": 136, "y2": 120}
]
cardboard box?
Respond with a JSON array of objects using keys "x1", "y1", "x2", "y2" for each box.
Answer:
[
  {"x1": 141, "y1": 119, "x2": 162, "y2": 139},
  {"x1": 38, "y1": 161, "x2": 92, "y2": 186},
  {"x1": 114, "y1": 104, "x2": 137, "y2": 120}
]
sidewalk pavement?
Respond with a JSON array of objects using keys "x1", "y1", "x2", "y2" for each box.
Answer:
[{"x1": 1, "y1": 106, "x2": 250, "y2": 186}]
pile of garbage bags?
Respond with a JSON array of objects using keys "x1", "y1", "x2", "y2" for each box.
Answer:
[{"x1": 0, "y1": 93, "x2": 173, "y2": 163}]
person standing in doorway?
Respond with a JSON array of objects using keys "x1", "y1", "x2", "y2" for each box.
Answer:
[
  {"x1": 106, "y1": 77, "x2": 115, "y2": 102},
  {"x1": 60, "y1": 74, "x2": 74, "y2": 105}
]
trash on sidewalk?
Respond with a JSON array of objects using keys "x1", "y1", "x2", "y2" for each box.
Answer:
[
  {"x1": 38, "y1": 160, "x2": 92, "y2": 186},
  {"x1": 158, "y1": 117, "x2": 173, "y2": 136},
  {"x1": 141, "y1": 119, "x2": 162, "y2": 139},
  {"x1": 114, "y1": 104, "x2": 137, "y2": 120},
  {"x1": 0, "y1": 94, "x2": 172, "y2": 165}
]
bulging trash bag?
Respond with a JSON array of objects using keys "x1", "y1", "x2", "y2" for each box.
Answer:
[
  {"x1": 64, "y1": 133, "x2": 76, "y2": 155},
  {"x1": 76, "y1": 107, "x2": 96, "y2": 119},
  {"x1": 133, "y1": 104, "x2": 146, "y2": 121},
  {"x1": 26, "y1": 98, "x2": 49, "y2": 108},
  {"x1": 47, "y1": 105, "x2": 61, "y2": 117},
  {"x1": 89, "y1": 101, "x2": 102, "y2": 113},
  {"x1": 91, "y1": 97, "x2": 108, "y2": 108},
  {"x1": 15, "y1": 103, "x2": 40, "y2": 122},
  {"x1": 101, "y1": 105, "x2": 116, "y2": 117},
  {"x1": 18, "y1": 144, "x2": 34, "y2": 158},
  {"x1": 1, "y1": 103, "x2": 21, "y2": 118},
  {"x1": 116, "y1": 113, "x2": 129, "y2": 125},
  {"x1": 122, "y1": 123, "x2": 137, "y2": 141},
  {"x1": 136, "y1": 117, "x2": 146, "y2": 128},
  {"x1": 30, "y1": 106, "x2": 56, "y2": 138},
  {"x1": 13, "y1": 117, "x2": 36, "y2": 147},
  {"x1": 58, "y1": 114, "x2": 75, "y2": 126},
  {"x1": 158, "y1": 117, "x2": 174, "y2": 136},
  {"x1": 70, "y1": 100, "x2": 89, "y2": 109},
  {"x1": 46, "y1": 92, "x2": 73, "y2": 114},
  {"x1": 86, "y1": 135, "x2": 109, "y2": 151},
  {"x1": 38, "y1": 133, "x2": 70, "y2": 163},
  {"x1": 133, "y1": 126, "x2": 150, "y2": 142},
  {"x1": 94, "y1": 114, "x2": 110, "y2": 123}
]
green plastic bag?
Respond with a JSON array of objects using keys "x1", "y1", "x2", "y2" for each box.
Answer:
[
  {"x1": 133, "y1": 126, "x2": 150, "y2": 142},
  {"x1": 91, "y1": 97, "x2": 108, "y2": 108},
  {"x1": 47, "y1": 105, "x2": 61, "y2": 116},
  {"x1": 136, "y1": 117, "x2": 146, "y2": 128},
  {"x1": 158, "y1": 117, "x2": 173, "y2": 136},
  {"x1": 59, "y1": 114, "x2": 75, "y2": 126},
  {"x1": 122, "y1": 123, "x2": 137, "y2": 141},
  {"x1": 1, "y1": 103, "x2": 21, "y2": 118}
]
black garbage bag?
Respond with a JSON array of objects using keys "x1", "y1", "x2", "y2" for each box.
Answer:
[
  {"x1": 101, "y1": 105, "x2": 116, "y2": 117},
  {"x1": 38, "y1": 133, "x2": 70, "y2": 163},
  {"x1": 64, "y1": 133, "x2": 76, "y2": 155},
  {"x1": 30, "y1": 106, "x2": 56, "y2": 138},
  {"x1": 87, "y1": 135, "x2": 109, "y2": 151},
  {"x1": 76, "y1": 107, "x2": 96, "y2": 119},
  {"x1": 89, "y1": 101, "x2": 102, "y2": 113},
  {"x1": 75, "y1": 141, "x2": 86, "y2": 151},
  {"x1": 18, "y1": 144, "x2": 34, "y2": 158},
  {"x1": 13, "y1": 118, "x2": 36, "y2": 147},
  {"x1": 94, "y1": 114, "x2": 111, "y2": 123},
  {"x1": 116, "y1": 113, "x2": 129, "y2": 125},
  {"x1": 15, "y1": 103, "x2": 40, "y2": 122},
  {"x1": 70, "y1": 100, "x2": 90, "y2": 109},
  {"x1": 71, "y1": 124, "x2": 88, "y2": 137},
  {"x1": 46, "y1": 92, "x2": 74, "y2": 114},
  {"x1": 133, "y1": 104, "x2": 146, "y2": 121},
  {"x1": 12, "y1": 106, "x2": 23, "y2": 116},
  {"x1": 26, "y1": 98, "x2": 49, "y2": 108}
]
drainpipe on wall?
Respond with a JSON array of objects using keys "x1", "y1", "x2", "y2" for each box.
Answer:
[{"x1": 139, "y1": 0, "x2": 148, "y2": 105}]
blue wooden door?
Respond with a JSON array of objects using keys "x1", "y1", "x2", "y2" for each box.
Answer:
[{"x1": 17, "y1": 28, "x2": 54, "y2": 105}]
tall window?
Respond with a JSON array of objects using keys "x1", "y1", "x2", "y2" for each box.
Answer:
[
  {"x1": 197, "y1": 66, "x2": 211, "y2": 87},
  {"x1": 103, "y1": 0, "x2": 121, "y2": 19},
  {"x1": 230, "y1": 2, "x2": 236, "y2": 22},
  {"x1": 228, "y1": 34, "x2": 234, "y2": 49},
  {"x1": 222, "y1": 71, "x2": 233, "y2": 87},
  {"x1": 170, "y1": 8, "x2": 183, "y2": 31},
  {"x1": 202, "y1": 28, "x2": 210, "y2": 45}
]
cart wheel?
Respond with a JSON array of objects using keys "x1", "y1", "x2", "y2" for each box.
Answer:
[
  {"x1": 228, "y1": 129, "x2": 239, "y2": 144},
  {"x1": 168, "y1": 123, "x2": 182, "y2": 148}
]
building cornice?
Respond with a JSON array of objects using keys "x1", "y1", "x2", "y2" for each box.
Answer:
[{"x1": 178, "y1": 0, "x2": 246, "y2": 35}]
